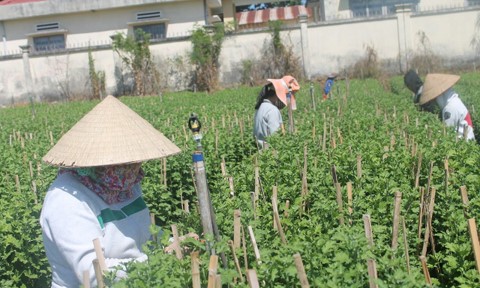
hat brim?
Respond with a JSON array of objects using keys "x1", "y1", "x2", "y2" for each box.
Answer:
[
  {"x1": 420, "y1": 74, "x2": 460, "y2": 105},
  {"x1": 267, "y1": 78, "x2": 297, "y2": 110},
  {"x1": 42, "y1": 96, "x2": 181, "y2": 167}
]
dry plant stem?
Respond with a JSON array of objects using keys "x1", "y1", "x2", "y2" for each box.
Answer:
[
  {"x1": 247, "y1": 269, "x2": 260, "y2": 288},
  {"x1": 207, "y1": 255, "x2": 219, "y2": 288},
  {"x1": 248, "y1": 226, "x2": 261, "y2": 264},
  {"x1": 191, "y1": 251, "x2": 201, "y2": 288},
  {"x1": 467, "y1": 218, "x2": 480, "y2": 273},
  {"x1": 401, "y1": 216, "x2": 411, "y2": 274},
  {"x1": 391, "y1": 191, "x2": 402, "y2": 250},
  {"x1": 293, "y1": 253, "x2": 310, "y2": 288},
  {"x1": 92, "y1": 259, "x2": 105, "y2": 288},
  {"x1": 92, "y1": 238, "x2": 106, "y2": 271},
  {"x1": 228, "y1": 240, "x2": 244, "y2": 283}
]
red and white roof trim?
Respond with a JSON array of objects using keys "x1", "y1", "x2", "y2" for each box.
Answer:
[{"x1": 236, "y1": 5, "x2": 312, "y2": 26}]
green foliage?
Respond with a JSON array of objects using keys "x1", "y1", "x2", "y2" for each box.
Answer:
[
  {"x1": 190, "y1": 24, "x2": 225, "y2": 92},
  {"x1": 3, "y1": 75, "x2": 480, "y2": 287},
  {"x1": 112, "y1": 31, "x2": 159, "y2": 96}
]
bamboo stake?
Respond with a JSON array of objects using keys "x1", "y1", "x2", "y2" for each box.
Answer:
[
  {"x1": 401, "y1": 216, "x2": 411, "y2": 274},
  {"x1": 284, "y1": 200, "x2": 290, "y2": 218},
  {"x1": 419, "y1": 256, "x2": 432, "y2": 286},
  {"x1": 250, "y1": 192, "x2": 256, "y2": 220},
  {"x1": 228, "y1": 240, "x2": 244, "y2": 283},
  {"x1": 191, "y1": 251, "x2": 201, "y2": 288},
  {"x1": 468, "y1": 218, "x2": 480, "y2": 273},
  {"x1": 356, "y1": 155, "x2": 362, "y2": 178},
  {"x1": 367, "y1": 259, "x2": 379, "y2": 288},
  {"x1": 15, "y1": 175, "x2": 21, "y2": 193},
  {"x1": 92, "y1": 238, "x2": 107, "y2": 271},
  {"x1": 82, "y1": 270, "x2": 91, "y2": 288},
  {"x1": 335, "y1": 183, "x2": 344, "y2": 225},
  {"x1": 427, "y1": 187, "x2": 437, "y2": 254},
  {"x1": 31, "y1": 180, "x2": 38, "y2": 205},
  {"x1": 363, "y1": 214, "x2": 374, "y2": 247},
  {"x1": 460, "y1": 186, "x2": 469, "y2": 218},
  {"x1": 228, "y1": 176, "x2": 235, "y2": 196},
  {"x1": 301, "y1": 145, "x2": 308, "y2": 212},
  {"x1": 347, "y1": 182, "x2": 353, "y2": 219},
  {"x1": 92, "y1": 259, "x2": 105, "y2": 288},
  {"x1": 215, "y1": 275, "x2": 221, "y2": 288},
  {"x1": 391, "y1": 191, "x2": 402, "y2": 250},
  {"x1": 444, "y1": 158, "x2": 449, "y2": 194},
  {"x1": 241, "y1": 225, "x2": 249, "y2": 271},
  {"x1": 246, "y1": 269, "x2": 260, "y2": 288},
  {"x1": 234, "y1": 210, "x2": 241, "y2": 249},
  {"x1": 293, "y1": 253, "x2": 310, "y2": 288},
  {"x1": 248, "y1": 226, "x2": 261, "y2": 264},
  {"x1": 184, "y1": 200, "x2": 190, "y2": 213},
  {"x1": 418, "y1": 187, "x2": 425, "y2": 240},
  {"x1": 221, "y1": 156, "x2": 226, "y2": 177},
  {"x1": 322, "y1": 121, "x2": 327, "y2": 152},
  {"x1": 171, "y1": 224, "x2": 183, "y2": 259},
  {"x1": 415, "y1": 153, "x2": 422, "y2": 188},
  {"x1": 272, "y1": 186, "x2": 287, "y2": 244},
  {"x1": 254, "y1": 164, "x2": 260, "y2": 203},
  {"x1": 207, "y1": 255, "x2": 218, "y2": 288},
  {"x1": 29, "y1": 161, "x2": 34, "y2": 178}
]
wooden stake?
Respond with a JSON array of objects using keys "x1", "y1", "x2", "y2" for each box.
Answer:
[
  {"x1": 191, "y1": 251, "x2": 201, "y2": 288},
  {"x1": 284, "y1": 200, "x2": 290, "y2": 218},
  {"x1": 228, "y1": 176, "x2": 235, "y2": 196},
  {"x1": 367, "y1": 259, "x2": 379, "y2": 288},
  {"x1": 418, "y1": 187, "x2": 425, "y2": 240},
  {"x1": 444, "y1": 158, "x2": 449, "y2": 194},
  {"x1": 234, "y1": 210, "x2": 242, "y2": 249},
  {"x1": 363, "y1": 214, "x2": 374, "y2": 247},
  {"x1": 248, "y1": 226, "x2": 261, "y2": 264},
  {"x1": 207, "y1": 255, "x2": 219, "y2": 288},
  {"x1": 419, "y1": 256, "x2": 432, "y2": 286},
  {"x1": 221, "y1": 156, "x2": 226, "y2": 177},
  {"x1": 460, "y1": 186, "x2": 469, "y2": 218},
  {"x1": 171, "y1": 224, "x2": 183, "y2": 259},
  {"x1": 347, "y1": 182, "x2": 353, "y2": 219},
  {"x1": 31, "y1": 180, "x2": 38, "y2": 205},
  {"x1": 241, "y1": 225, "x2": 249, "y2": 271},
  {"x1": 401, "y1": 216, "x2": 411, "y2": 274},
  {"x1": 293, "y1": 253, "x2": 310, "y2": 288},
  {"x1": 246, "y1": 269, "x2": 260, "y2": 288},
  {"x1": 92, "y1": 238, "x2": 107, "y2": 271},
  {"x1": 15, "y1": 175, "x2": 21, "y2": 193},
  {"x1": 415, "y1": 153, "x2": 422, "y2": 188},
  {"x1": 228, "y1": 240, "x2": 244, "y2": 283},
  {"x1": 335, "y1": 183, "x2": 344, "y2": 225},
  {"x1": 272, "y1": 186, "x2": 287, "y2": 244},
  {"x1": 92, "y1": 259, "x2": 105, "y2": 288},
  {"x1": 356, "y1": 155, "x2": 362, "y2": 178},
  {"x1": 391, "y1": 191, "x2": 402, "y2": 250},
  {"x1": 468, "y1": 218, "x2": 480, "y2": 273},
  {"x1": 82, "y1": 270, "x2": 90, "y2": 288}
]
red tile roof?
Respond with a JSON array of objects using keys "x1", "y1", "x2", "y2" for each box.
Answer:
[
  {"x1": 0, "y1": 0, "x2": 45, "y2": 5},
  {"x1": 236, "y1": 5, "x2": 312, "y2": 26}
]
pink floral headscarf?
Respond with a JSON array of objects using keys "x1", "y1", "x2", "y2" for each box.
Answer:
[{"x1": 60, "y1": 163, "x2": 144, "y2": 204}]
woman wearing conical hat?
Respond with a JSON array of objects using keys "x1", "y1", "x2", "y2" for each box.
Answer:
[
  {"x1": 253, "y1": 75, "x2": 300, "y2": 149},
  {"x1": 40, "y1": 96, "x2": 196, "y2": 288},
  {"x1": 414, "y1": 73, "x2": 475, "y2": 141}
]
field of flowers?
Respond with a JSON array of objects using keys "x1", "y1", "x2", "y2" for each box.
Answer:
[{"x1": 2, "y1": 73, "x2": 480, "y2": 287}]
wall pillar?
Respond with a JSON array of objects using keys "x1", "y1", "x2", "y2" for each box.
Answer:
[
  {"x1": 19, "y1": 45, "x2": 39, "y2": 102},
  {"x1": 299, "y1": 14, "x2": 310, "y2": 80},
  {"x1": 222, "y1": 0, "x2": 235, "y2": 26},
  {"x1": 395, "y1": 4, "x2": 413, "y2": 73}
]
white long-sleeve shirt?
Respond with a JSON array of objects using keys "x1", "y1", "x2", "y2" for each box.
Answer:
[
  {"x1": 253, "y1": 99, "x2": 283, "y2": 148},
  {"x1": 435, "y1": 89, "x2": 475, "y2": 141},
  {"x1": 40, "y1": 173, "x2": 150, "y2": 288}
]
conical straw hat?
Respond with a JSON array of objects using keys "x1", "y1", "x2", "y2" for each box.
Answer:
[
  {"x1": 43, "y1": 95, "x2": 181, "y2": 167},
  {"x1": 419, "y1": 74, "x2": 460, "y2": 105}
]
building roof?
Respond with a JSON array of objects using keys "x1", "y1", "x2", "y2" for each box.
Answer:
[
  {"x1": 236, "y1": 5, "x2": 312, "y2": 26},
  {"x1": 0, "y1": 0, "x2": 45, "y2": 5}
]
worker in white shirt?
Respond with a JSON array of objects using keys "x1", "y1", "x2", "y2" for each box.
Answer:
[
  {"x1": 40, "y1": 95, "x2": 196, "y2": 288},
  {"x1": 405, "y1": 71, "x2": 475, "y2": 141}
]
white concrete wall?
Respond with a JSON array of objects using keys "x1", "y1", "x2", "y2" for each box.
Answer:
[{"x1": 1, "y1": 6, "x2": 480, "y2": 106}]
